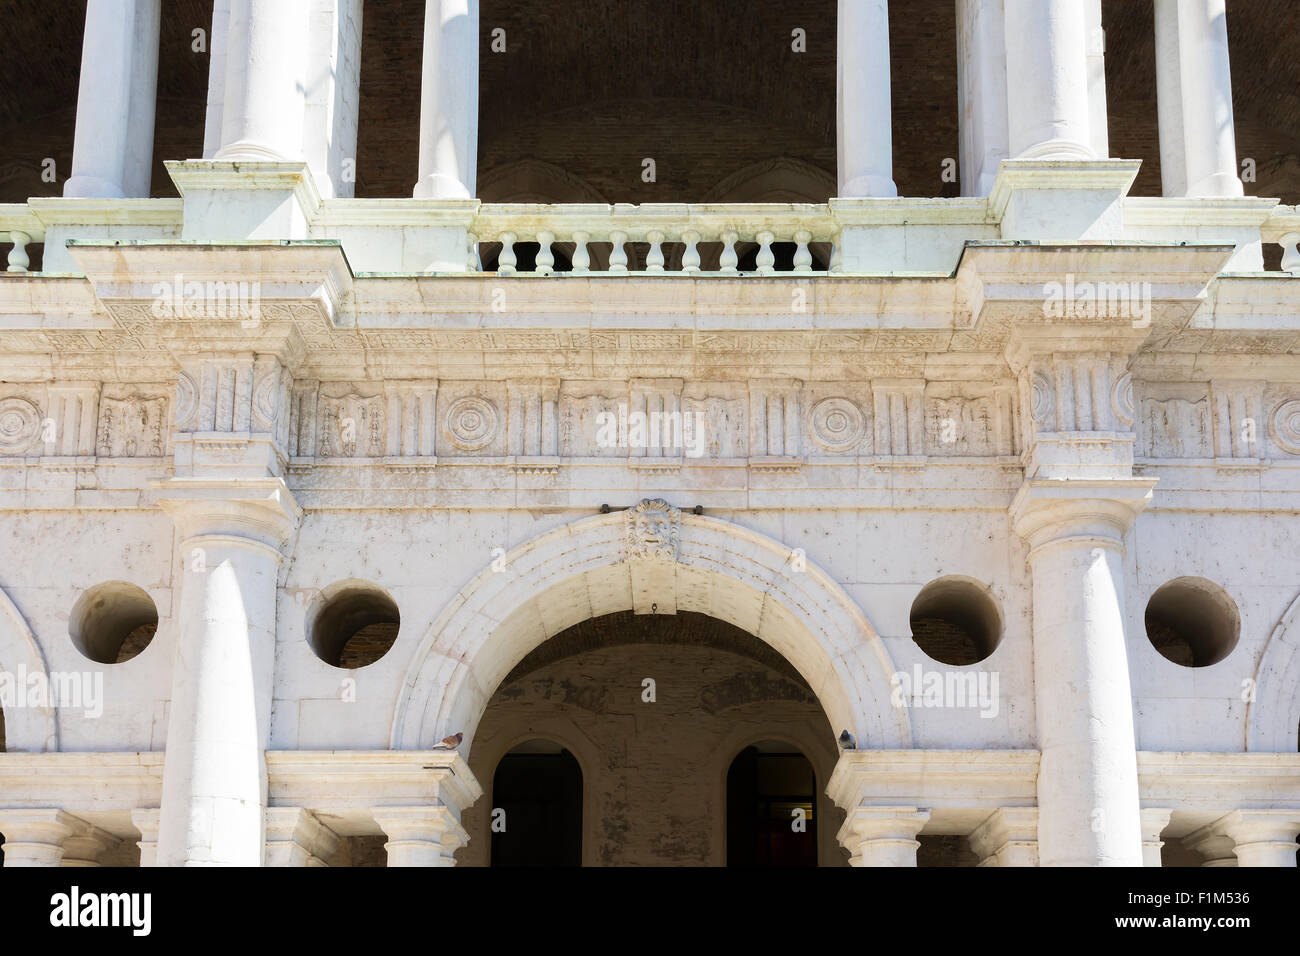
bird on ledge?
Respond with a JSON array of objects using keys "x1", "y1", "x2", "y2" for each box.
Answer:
[{"x1": 434, "y1": 732, "x2": 463, "y2": 750}]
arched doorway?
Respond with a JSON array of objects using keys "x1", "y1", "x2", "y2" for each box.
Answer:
[
  {"x1": 455, "y1": 610, "x2": 847, "y2": 866},
  {"x1": 489, "y1": 740, "x2": 583, "y2": 867},
  {"x1": 726, "y1": 742, "x2": 819, "y2": 867}
]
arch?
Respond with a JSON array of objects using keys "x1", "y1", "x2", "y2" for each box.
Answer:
[
  {"x1": 0, "y1": 581, "x2": 57, "y2": 751},
  {"x1": 703, "y1": 157, "x2": 838, "y2": 203},
  {"x1": 1246, "y1": 589, "x2": 1300, "y2": 751},
  {"x1": 391, "y1": 504, "x2": 910, "y2": 753},
  {"x1": 477, "y1": 159, "x2": 609, "y2": 204}
]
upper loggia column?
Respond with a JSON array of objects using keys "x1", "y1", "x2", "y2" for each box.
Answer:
[
  {"x1": 836, "y1": 0, "x2": 896, "y2": 197},
  {"x1": 1003, "y1": 0, "x2": 1094, "y2": 159},
  {"x1": 213, "y1": 0, "x2": 309, "y2": 161},
  {"x1": 414, "y1": 0, "x2": 480, "y2": 199},
  {"x1": 154, "y1": 481, "x2": 300, "y2": 866},
  {"x1": 63, "y1": 0, "x2": 161, "y2": 198},
  {"x1": 1154, "y1": 0, "x2": 1244, "y2": 197}
]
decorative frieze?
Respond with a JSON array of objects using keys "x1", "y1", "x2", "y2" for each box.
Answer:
[{"x1": 318, "y1": 389, "x2": 385, "y2": 458}]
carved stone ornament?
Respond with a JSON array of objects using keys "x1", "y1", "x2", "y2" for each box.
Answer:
[
  {"x1": 445, "y1": 396, "x2": 498, "y2": 451},
  {"x1": 624, "y1": 498, "x2": 682, "y2": 562},
  {"x1": 809, "y1": 397, "x2": 865, "y2": 452},
  {"x1": 0, "y1": 397, "x2": 41, "y2": 452},
  {"x1": 1269, "y1": 398, "x2": 1300, "y2": 455}
]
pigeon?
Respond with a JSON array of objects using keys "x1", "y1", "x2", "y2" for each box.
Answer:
[
  {"x1": 435, "y1": 732, "x2": 463, "y2": 750},
  {"x1": 838, "y1": 729, "x2": 856, "y2": 750}
]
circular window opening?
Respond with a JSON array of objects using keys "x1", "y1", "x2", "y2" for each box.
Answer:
[
  {"x1": 1145, "y1": 577, "x2": 1240, "y2": 667},
  {"x1": 308, "y1": 582, "x2": 400, "y2": 668},
  {"x1": 69, "y1": 581, "x2": 159, "y2": 664},
  {"x1": 909, "y1": 577, "x2": 1002, "y2": 666}
]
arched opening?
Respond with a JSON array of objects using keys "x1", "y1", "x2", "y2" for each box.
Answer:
[
  {"x1": 489, "y1": 740, "x2": 583, "y2": 867},
  {"x1": 1144, "y1": 577, "x2": 1240, "y2": 668},
  {"x1": 455, "y1": 609, "x2": 849, "y2": 866},
  {"x1": 68, "y1": 581, "x2": 159, "y2": 665},
  {"x1": 726, "y1": 741, "x2": 818, "y2": 867},
  {"x1": 307, "y1": 581, "x2": 400, "y2": 668}
]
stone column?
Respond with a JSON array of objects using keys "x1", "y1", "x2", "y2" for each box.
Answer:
[
  {"x1": 64, "y1": 0, "x2": 161, "y2": 198},
  {"x1": 1140, "y1": 808, "x2": 1173, "y2": 867},
  {"x1": 1013, "y1": 492, "x2": 1148, "y2": 866},
  {"x1": 214, "y1": 0, "x2": 309, "y2": 161},
  {"x1": 265, "y1": 808, "x2": 340, "y2": 867},
  {"x1": 970, "y1": 808, "x2": 1040, "y2": 867},
  {"x1": 373, "y1": 807, "x2": 467, "y2": 867},
  {"x1": 131, "y1": 809, "x2": 161, "y2": 867},
  {"x1": 154, "y1": 480, "x2": 301, "y2": 866},
  {"x1": 1003, "y1": 0, "x2": 1094, "y2": 159},
  {"x1": 1154, "y1": 0, "x2": 1243, "y2": 197},
  {"x1": 1191, "y1": 810, "x2": 1300, "y2": 867},
  {"x1": 955, "y1": 0, "x2": 1010, "y2": 197},
  {"x1": 414, "y1": 0, "x2": 480, "y2": 199},
  {"x1": 836, "y1": 0, "x2": 896, "y2": 197},
  {"x1": 0, "y1": 810, "x2": 82, "y2": 866},
  {"x1": 837, "y1": 807, "x2": 930, "y2": 866}
]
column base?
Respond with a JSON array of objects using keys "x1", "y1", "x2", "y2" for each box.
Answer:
[
  {"x1": 990, "y1": 159, "x2": 1140, "y2": 241},
  {"x1": 167, "y1": 160, "x2": 321, "y2": 241}
]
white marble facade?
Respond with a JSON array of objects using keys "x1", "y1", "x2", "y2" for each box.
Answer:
[{"x1": 0, "y1": 0, "x2": 1298, "y2": 867}]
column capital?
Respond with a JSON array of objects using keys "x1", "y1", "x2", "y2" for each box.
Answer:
[
  {"x1": 152, "y1": 477, "x2": 301, "y2": 553},
  {"x1": 372, "y1": 806, "x2": 469, "y2": 867},
  {"x1": 0, "y1": 809, "x2": 85, "y2": 866},
  {"x1": 836, "y1": 807, "x2": 931, "y2": 867},
  {"x1": 969, "y1": 807, "x2": 1039, "y2": 867},
  {"x1": 130, "y1": 808, "x2": 161, "y2": 867},
  {"x1": 1140, "y1": 807, "x2": 1173, "y2": 867},
  {"x1": 1215, "y1": 809, "x2": 1300, "y2": 866},
  {"x1": 1010, "y1": 477, "x2": 1156, "y2": 550},
  {"x1": 61, "y1": 820, "x2": 123, "y2": 867},
  {"x1": 265, "y1": 808, "x2": 340, "y2": 867}
]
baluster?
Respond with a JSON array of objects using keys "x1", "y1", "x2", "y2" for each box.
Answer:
[
  {"x1": 609, "y1": 229, "x2": 629, "y2": 273},
  {"x1": 572, "y1": 230, "x2": 591, "y2": 274},
  {"x1": 793, "y1": 230, "x2": 813, "y2": 273},
  {"x1": 756, "y1": 230, "x2": 775, "y2": 275},
  {"x1": 829, "y1": 231, "x2": 843, "y2": 274},
  {"x1": 7, "y1": 231, "x2": 31, "y2": 273},
  {"x1": 681, "y1": 229, "x2": 701, "y2": 274},
  {"x1": 497, "y1": 231, "x2": 517, "y2": 276},
  {"x1": 536, "y1": 230, "x2": 555, "y2": 275},
  {"x1": 466, "y1": 232, "x2": 480, "y2": 272},
  {"x1": 646, "y1": 230, "x2": 665, "y2": 273},
  {"x1": 1282, "y1": 232, "x2": 1300, "y2": 275},
  {"x1": 719, "y1": 230, "x2": 739, "y2": 274}
]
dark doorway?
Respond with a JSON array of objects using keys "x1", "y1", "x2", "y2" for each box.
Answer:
[
  {"x1": 726, "y1": 743, "x2": 818, "y2": 867},
  {"x1": 490, "y1": 742, "x2": 582, "y2": 866}
]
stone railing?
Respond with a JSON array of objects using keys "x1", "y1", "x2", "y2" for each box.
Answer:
[
  {"x1": 468, "y1": 203, "x2": 840, "y2": 275},
  {"x1": 0, "y1": 204, "x2": 42, "y2": 273},
  {"x1": 1262, "y1": 206, "x2": 1300, "y2": 274}
]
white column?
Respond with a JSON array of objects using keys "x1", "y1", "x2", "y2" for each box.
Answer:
[
  {"x1": 836, "y1": 0, "x2": 896, "y2": 197},
  {"x1": 0, "y1": 810, "x2": 81, "y2": 866},
  {"x1": 373, "y1": 807, "x2": 466, "y2": 867},
  {"x1": 64, "y1": 0, "x2": 161, "y2": 198},
  {"x1": 414, "y1": 0, "x2": 480, "y2": 199},
  {"x1": 131, "y1": 809, "x2": 161, "y2": 867},
  {"x1": 1154, "y1": 0, "x2": 1243, "y2": 197},
  {"x1": 955, "y1": 0, "x2": 1010, "y2": 197},
  {"x1": 837, "y1": 807, "x2": 930, "y2": 866},
  {"x1": 1140, "y1": 808, "x2": 1172, "y2": 867},
  {"x1": 1003, "y1": 0, "x2": 1094, "y2": 159},
  {"x1": 1014, "y1": 503, "x2": 1144, "y2": 866},
  {"x1": 214, "y1": 0, "x2": 309, "y2": 161},
  {"x1": 154, "y1": 484, "x2": 300, "y2": 866},
  {"x1": 1219, "y1": 811, "x2": 1300, "y2": 867}
]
